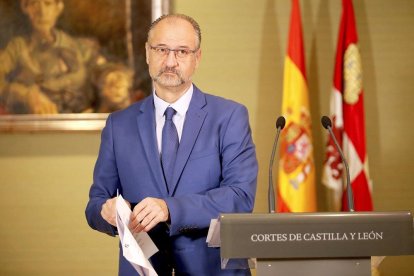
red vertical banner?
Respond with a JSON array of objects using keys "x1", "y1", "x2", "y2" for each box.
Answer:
[
  {"x1": 323, "y1": 0, "x2": 373, "y2": 211},
  {"x1": 277, "y1": 0, "x2": 317, "y2": 212}
]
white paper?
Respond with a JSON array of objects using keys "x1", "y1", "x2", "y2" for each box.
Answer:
[
  {"x1": 116, "y1": 195, "x2": 158, "y2": 276},
  {"x1": 206, "y1": 218, "x2": 221, "y2": 247}
]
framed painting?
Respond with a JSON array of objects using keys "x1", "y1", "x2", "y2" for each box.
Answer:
[{"x1": 0, "y1": 0, "x2": 169, "y2": 132}]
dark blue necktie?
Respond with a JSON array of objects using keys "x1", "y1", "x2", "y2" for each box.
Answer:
[{"x1": 161, "y1": 107, "x2": 179, "y2": 191}]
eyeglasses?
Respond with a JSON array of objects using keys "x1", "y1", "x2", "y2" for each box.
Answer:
[{"x1": 149, "y1": 45, "x2": 198, "y2": 59}]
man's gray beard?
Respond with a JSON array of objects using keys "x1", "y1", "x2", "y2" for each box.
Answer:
[{"x1": 153, "y1": 69, "x2": 186, "y2": 87}]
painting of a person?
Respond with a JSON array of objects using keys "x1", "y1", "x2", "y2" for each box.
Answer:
[{"x1": 0, "y1": 0, "x2": 103, "y2": 114}]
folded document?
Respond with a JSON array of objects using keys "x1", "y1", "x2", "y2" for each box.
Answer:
[{"x1": 116, "y1": 195, "x2": 158, "y2": 276}]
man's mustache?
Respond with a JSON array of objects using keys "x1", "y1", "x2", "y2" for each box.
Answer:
[{"x1": 159, "y1": 67, "x2": 180, "y2": 76}]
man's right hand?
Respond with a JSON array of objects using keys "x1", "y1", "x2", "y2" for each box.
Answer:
[{"x1": 101, "y1": 197, "x2": 131, "y2": 227}]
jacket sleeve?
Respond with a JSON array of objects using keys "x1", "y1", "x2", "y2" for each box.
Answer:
[{"x1": 85, "y1": 115, "x2": 119, "y2": 236}]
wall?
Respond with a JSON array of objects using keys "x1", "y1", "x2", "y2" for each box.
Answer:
[
  {"x1": 0, "y1": 134, "x2": 118, "y2": 275},
  {"x1": 0, "y1": 0, "x2": 413, "y2": 275}
]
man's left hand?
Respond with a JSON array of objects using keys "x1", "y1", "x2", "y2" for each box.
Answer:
[{"x1": 129, "y1": 197, "x2": 169, "y2": 233}]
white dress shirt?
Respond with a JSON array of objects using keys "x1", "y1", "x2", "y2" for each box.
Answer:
[{"x1": 153, "y1": 85, "x2": 193, "y2": 154}]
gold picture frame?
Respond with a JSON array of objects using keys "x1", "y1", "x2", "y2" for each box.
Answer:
[{"x1": 0, "y1": 0, "x2": 169, "y2": 132}]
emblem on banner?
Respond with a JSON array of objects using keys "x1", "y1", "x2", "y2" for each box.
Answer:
[
  {"x1": 280, "y1": 120, "x2": 312, "y2": 189},
  {"x1": 344, "y1": 43, "x2": 362, "y2": 104}
]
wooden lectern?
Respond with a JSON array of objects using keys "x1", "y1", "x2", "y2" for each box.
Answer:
[{"x1": 218, "y1": 211, "x2": 414, "y2": 276}]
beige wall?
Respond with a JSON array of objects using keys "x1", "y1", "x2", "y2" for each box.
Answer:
[{"x1": 1, "y1": 0, "x2": 413, "y2": 275}]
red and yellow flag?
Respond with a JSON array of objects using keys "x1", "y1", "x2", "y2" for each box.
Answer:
[
  {"x1": 277, "y1": 0, "x2": 317, "y2": 212},
  {"x1": 322, "y1": 0, "x2": 373, "y2": 211}
]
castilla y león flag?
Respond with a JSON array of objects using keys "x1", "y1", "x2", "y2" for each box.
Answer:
[
  {"x1": 277, "y1": 0, "x2": 317, "y2": 213},
  {"x1": 322, "y1": 0, "x2": 373, "y2": 211}
]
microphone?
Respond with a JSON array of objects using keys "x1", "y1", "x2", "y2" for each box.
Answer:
[
  {"x1": 268, "y1": 116, "x2": 286, "y2": 213},
  {"x1": 321, "y1": 116, "x2": 355, "y2": 212}
]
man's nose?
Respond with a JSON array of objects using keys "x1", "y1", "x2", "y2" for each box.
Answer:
[{"x1": 165, "y1": 50, "x2": 179, "y2": 67}]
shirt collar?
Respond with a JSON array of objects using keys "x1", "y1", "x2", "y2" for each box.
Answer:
[{"x1": 153, "y1": 84, "x2": 193, "y2": 118}]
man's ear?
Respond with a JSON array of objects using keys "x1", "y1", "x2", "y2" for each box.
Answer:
[
  {"x1": 145, "y1": 43, "x2": 150, "y2": 64},
  {"x1": 195, "y1": 48, "x2": 202, "y2": 69}
]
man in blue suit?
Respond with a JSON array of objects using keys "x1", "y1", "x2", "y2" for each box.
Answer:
[{"x1": 85, "y1": 14, "x2": 257, "y2": 275}]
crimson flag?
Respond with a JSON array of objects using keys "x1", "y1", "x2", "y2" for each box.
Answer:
[{"x1": 323, "y1": 0, "x2": 373, "y2": 211}]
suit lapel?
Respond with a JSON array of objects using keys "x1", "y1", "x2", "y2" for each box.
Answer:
[
  {"x1": 136, "y1": 96, "x2": 168, "y2": 195},
  {"x1": 169, "y1": 88, "x2": 207, "y2": 195}
]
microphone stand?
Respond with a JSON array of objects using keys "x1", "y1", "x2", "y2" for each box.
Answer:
[
  {"x1": 322, "y1": 116, "x2": 355, "y2": 212},
  {"x1": 268, "y1": 116, "x2": 286, "y2": 213}
]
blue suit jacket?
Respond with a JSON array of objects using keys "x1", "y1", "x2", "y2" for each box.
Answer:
[{"x1": 86, "y1": 86, "x2": 258, "y2": 275}]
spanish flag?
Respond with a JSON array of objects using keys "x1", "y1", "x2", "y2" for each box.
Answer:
[{"x1": 277, "y1": 0, "x2": 317, "y2": 212}]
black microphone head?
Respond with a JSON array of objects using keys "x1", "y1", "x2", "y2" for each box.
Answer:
[
  {"x1": 321, "y1": 116, "x2": 332, "y2": 129},
  {"x1": 276, "y1": 116, "x2": 286, "y2": 130}
]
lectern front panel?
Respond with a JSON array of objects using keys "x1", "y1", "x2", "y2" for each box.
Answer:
[{"x1": 220, "y1": 212, "x2": 414, "y2": 259}]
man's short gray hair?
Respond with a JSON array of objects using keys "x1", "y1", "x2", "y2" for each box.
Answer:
[{"x1": 147, "y1": 14, "x2": 201, "y2": 49}]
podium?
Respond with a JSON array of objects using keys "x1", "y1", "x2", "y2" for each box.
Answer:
[{"x1": 218, "y1": 211, "x2": 414, "y2": 276}]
